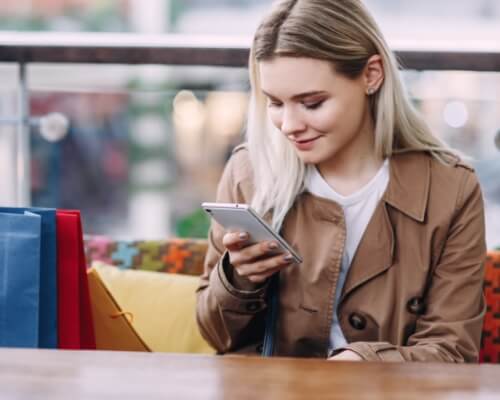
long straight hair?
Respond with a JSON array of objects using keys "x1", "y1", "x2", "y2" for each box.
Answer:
[{"x1": 247, "y1": 0, "x2": 457, "y2": 231}]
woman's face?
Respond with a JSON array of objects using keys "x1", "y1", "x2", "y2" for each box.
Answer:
[{"x1": 259, "y1": 57, "x2": 374, "y2": 166}]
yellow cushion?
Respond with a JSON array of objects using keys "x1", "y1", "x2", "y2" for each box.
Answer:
[{"x1": 91, "y1": 262, "x2": 214, "y2": 354}]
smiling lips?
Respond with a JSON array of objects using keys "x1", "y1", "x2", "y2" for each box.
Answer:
[{"x1": 292, "y1": 136, "x2": 322, "y2": 150}]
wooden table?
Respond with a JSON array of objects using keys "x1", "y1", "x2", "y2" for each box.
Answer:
[{"x1": 1, "y1": 348, "x2": 500, "y2": 399}]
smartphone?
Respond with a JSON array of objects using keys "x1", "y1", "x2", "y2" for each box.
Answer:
[{"x1": 201, "y1": 202, "x2": 302, "y2": 264}]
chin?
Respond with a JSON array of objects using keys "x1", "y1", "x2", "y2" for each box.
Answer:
[{"x1": 296, "y1": 150, "x2": 334, "y2": 166}]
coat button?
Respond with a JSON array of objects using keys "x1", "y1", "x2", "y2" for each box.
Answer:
[
  {"x1": 407, "y1": 297, "x2": 426, "y2": 315},
  {"x1": 246, "y1": 302, "x2": 260, "y2": 312},
  {"x1": 349, "y1": 313, "x2": 367, "y2": 330}
]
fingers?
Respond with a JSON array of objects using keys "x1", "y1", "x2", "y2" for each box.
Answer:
[
  {"x1": 222, "y1": 231, "x2": 249, "y2": 251},
  {"x1": 230, "y1": 240, "x2": 280, "y2": 266},
  {"x1": 237, "y1": 252, "x2": 294, "y2": 283},
  {"x1": 327, "y1": 350, "x2": 363, "y2": 362},
  {"x1": 223, "y1": 231, "x2": 278, "y2": 264},
  {"x1": 245, "y1": 266, "x2": 282, "y2": 284},
  {"x1": 222, "y1": 231, "x2": 295, "y2": 285}
]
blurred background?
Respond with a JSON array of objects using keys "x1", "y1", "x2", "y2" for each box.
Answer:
[{"x1": 0, "y1": 0, "x2": 499, "y2": 247}]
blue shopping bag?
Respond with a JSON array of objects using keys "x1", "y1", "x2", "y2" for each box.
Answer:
[
  {"x1": 0, "y1": 211, "x2": 41, "y2": 347},
  {"x1": 0, "y1": 207, "x2": 57, "y2": 348}
]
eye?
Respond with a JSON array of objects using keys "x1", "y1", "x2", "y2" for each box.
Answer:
[
  {"x1": 303, "y1": 100, "x2": 324, "y2": 110},
  {"x1": 267, "y1": 100, "x2": 283, "y2": 108}
]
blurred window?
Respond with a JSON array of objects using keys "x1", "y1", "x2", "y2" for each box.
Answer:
[{"x1": 1, "y1": 1, "x2": 500, "y2": 42}]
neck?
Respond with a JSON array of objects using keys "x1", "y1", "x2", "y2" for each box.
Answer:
[{"x1": 317, "y1": 118, "x2": 384, "y2": 196}]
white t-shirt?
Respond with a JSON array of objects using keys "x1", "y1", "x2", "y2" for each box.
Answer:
[{"x1": 305, "y1": 159, "x2": 390, "y2": 350}]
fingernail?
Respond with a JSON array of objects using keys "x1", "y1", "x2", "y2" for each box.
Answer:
[
  {"x1": 239, "y1": 232, "x2": 248, "y2": 240},
  {"x1": 268, "y1": 242, "x2": 278, "y2": 250},
  {"x1": 283, "y1": 254, "x2": 294, "y2": 262}
]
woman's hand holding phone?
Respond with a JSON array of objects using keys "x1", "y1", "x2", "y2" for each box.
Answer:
[{"x1": 222, "y1": 230, "x2": 295, "y2": 288}]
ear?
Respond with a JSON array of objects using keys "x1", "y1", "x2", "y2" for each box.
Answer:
[{"x1": 363, "y1": 55, "x2": 384, "y2": 95}]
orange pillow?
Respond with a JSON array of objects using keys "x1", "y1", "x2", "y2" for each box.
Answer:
[{"x1": 480, "y1": 251, "x2": 500, "y2": 363}]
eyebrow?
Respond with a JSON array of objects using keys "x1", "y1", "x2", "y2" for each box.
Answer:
[{"x1": 261, "y1": 90, "x2": 328, "y2": 101}]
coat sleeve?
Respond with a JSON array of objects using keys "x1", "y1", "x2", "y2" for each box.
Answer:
[
  {"x1": 195, "y1": 150, "x2": 269, "y2": 353},
  {"x1": 334, "y1": 169, "x2": 487, "y2": 362}
]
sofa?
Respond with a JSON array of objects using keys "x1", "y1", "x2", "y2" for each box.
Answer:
[{"x1": 84, "y1": 235, "x2": 500, "y2": 363}]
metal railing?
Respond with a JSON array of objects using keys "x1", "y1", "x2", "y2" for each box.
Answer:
[
  {"x1": 2, "y1": 32, "x2": 500, "y2": 70},
  {"x1": 1, "y1": 32, "x2": 500, "y2": 205}
]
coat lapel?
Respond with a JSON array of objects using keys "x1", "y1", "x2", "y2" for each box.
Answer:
[
  {"x1": 339, "y1": 201, "x2": 394, "y2": 303},
  {"x1": 339, "y1": 152, "x2": 431, "y2": 303},
  {"x1": 383, "y1": 152, "x2": 431, "y2": 223}
]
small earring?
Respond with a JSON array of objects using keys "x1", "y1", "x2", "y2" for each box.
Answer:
[{"x1": 367, "y1": 87, "x2": 376, "y2": 95}]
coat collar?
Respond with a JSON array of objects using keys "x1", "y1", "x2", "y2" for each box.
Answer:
[
  {"x1": 339, "y1": 152, "x2": 432, "y2": 304},
  {"x1": 383, "y1": 152, "x2": 431, "y2": 223}
]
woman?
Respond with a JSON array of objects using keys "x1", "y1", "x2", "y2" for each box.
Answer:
[{"x1": 196, "y1": 0, "x2": 486, "y2": 362}]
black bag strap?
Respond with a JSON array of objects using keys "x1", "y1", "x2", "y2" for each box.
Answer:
[{"x1": 261, "y1": 273, "x2": 280, "y2": 357}]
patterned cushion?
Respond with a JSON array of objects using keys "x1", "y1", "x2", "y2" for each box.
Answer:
[
  {"x1": 480, "y1": 251, "x2": 500, "y2": 363},
  {"x1": 84, "y1": 236, "x2": 208, "y2": 276}
]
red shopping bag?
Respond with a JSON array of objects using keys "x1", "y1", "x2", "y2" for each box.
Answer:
[{"x1": 56, "y1": 210, "x2": 96, "y2": 349}]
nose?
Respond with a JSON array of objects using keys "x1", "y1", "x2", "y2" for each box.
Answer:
[{"x1": 280, "y1": 107, "x2": 306, "y2": 136}]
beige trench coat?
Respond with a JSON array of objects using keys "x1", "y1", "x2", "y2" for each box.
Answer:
[{"x1": 196, "y1": 146, "x2": 486, "y2": 362}]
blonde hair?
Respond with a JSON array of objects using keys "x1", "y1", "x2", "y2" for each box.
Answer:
[{"x1": 247, "y1": 0, "x2": 457, "y2": 231}]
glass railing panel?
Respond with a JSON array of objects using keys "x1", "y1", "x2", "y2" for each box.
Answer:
[
  {"x1": 0, "y1": 63, "x2": 24, "y2": 206},
  {"x1": 1, "y1": 64, "x2": 499, "y2": 247},
  {"x1": 26, "y1": 64, "x2": 248, "y2": 239},
  {"x1": 404, "y1": 70, "x2": 500, "y2": 248}
]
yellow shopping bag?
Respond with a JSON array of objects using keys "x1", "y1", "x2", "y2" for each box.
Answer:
[
  {"x1": 87, "y1": 264, "x2": 214, "y2": 354},
  {"x1": 87, "y1": 268, "x2": 151, "y2": 352}
]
